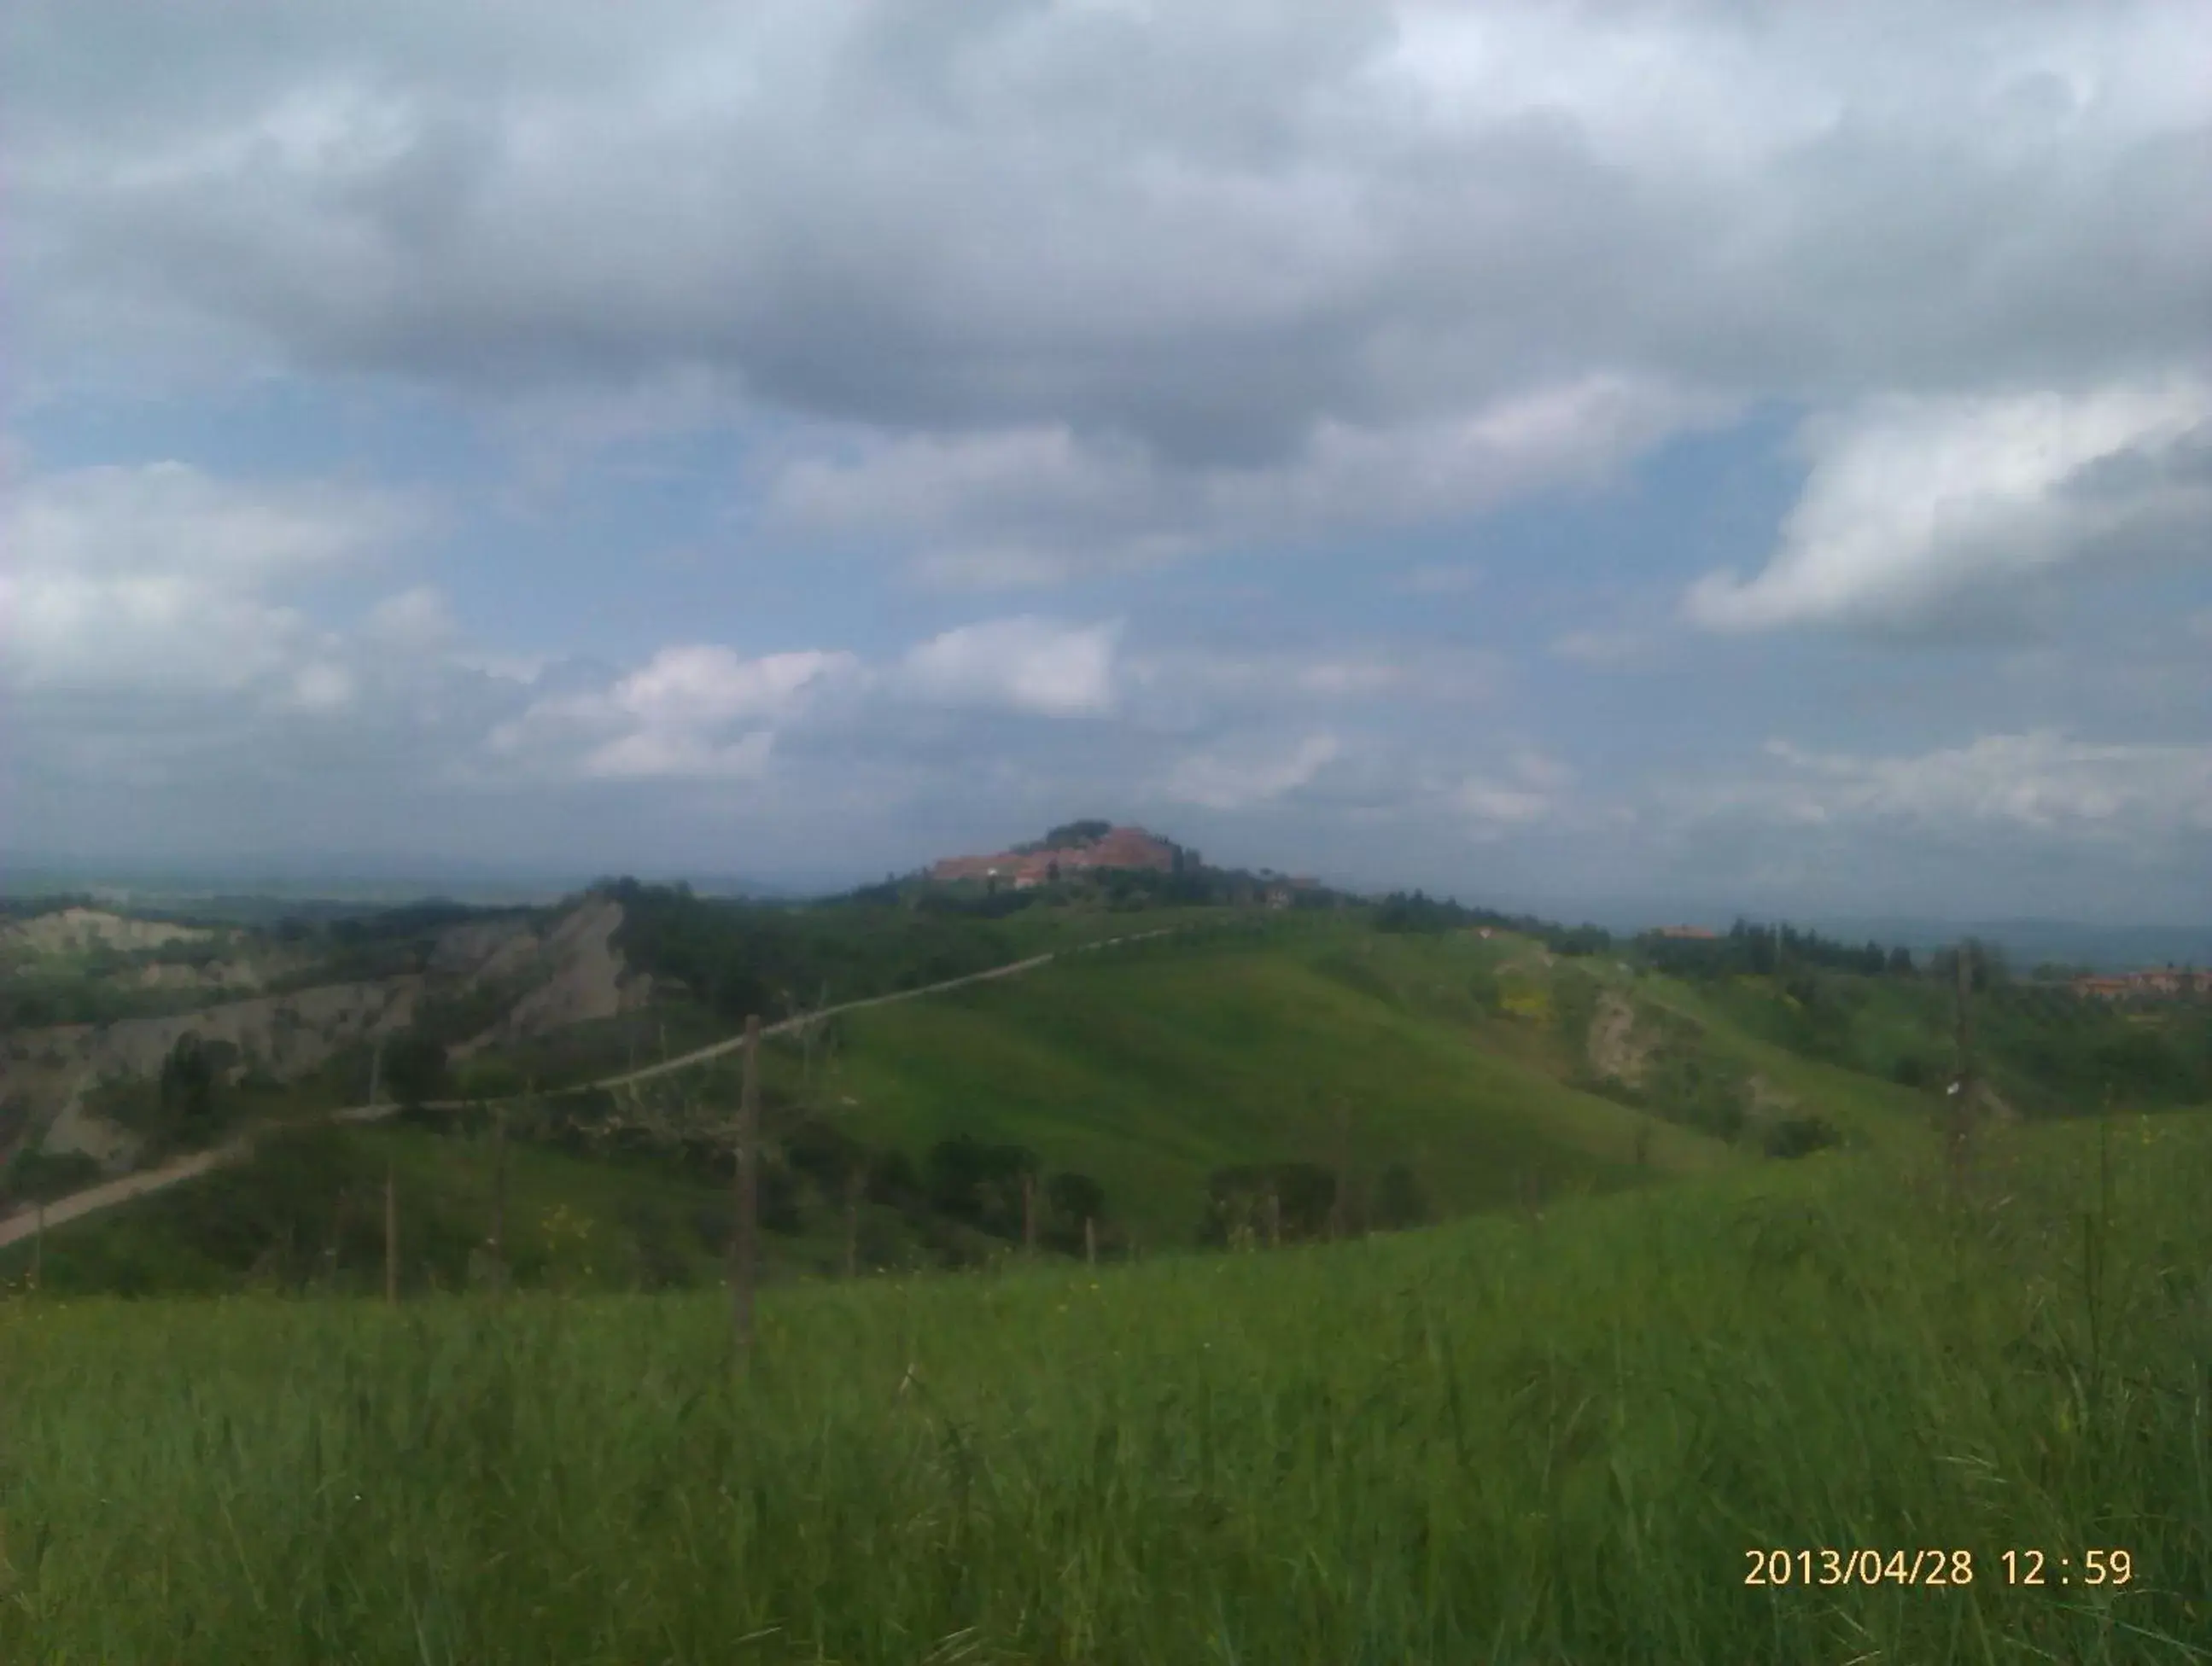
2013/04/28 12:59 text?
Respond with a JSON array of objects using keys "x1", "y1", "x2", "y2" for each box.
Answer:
[{"x1": 1744, "y1": 1549, "x2": 2134, "y2": 1587}]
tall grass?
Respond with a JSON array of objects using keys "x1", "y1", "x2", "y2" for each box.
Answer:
[{"x1": 3, "y1": 1114, "x2": 2208, "y2": 1663}]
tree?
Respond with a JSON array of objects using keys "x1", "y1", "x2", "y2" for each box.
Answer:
[
  {"x1": 867, "y1": 1147, "x2": 922, "y2": 1208},
  {"x1": 1040, "y1": 819, "x2": 1112, "y2": 849},
  {"x1": 1372, "y1": 1162, "x2": 1429, "y2": 1230},
  {"x1": 926, "y1": 1133, "x2": 1038, "y2": 1238},
  {"x1": 1047, "y1": 1171, "x2": 1105, "y2": 1227},
  {"x1": 454, "y1": 1058, "x2": 527, "y2": 1103},
  {"x1": 1930, "y1": 940, "x2": 2009, "y2": 993},
  {"x1": 382, "y1": 1032, "x2": 450, "y2": 1109},
  {"x1": 158, "y1": 1031, "x2": 216, "y2": 1124},
  {"x1": 1201, "y1": 1162, "x2": 1335, "y2": 1245},
  {"x1": 1764, "y1": 1116, "x2": 1843, "y2": 1159}
]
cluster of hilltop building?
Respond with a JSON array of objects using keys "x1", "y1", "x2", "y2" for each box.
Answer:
[
  {"x1": 928, "y1": 824, "x2": 1324, "y2": 906},
  {"x1": 928, "y1": 825, "x2": 1182, "y2": 888}
]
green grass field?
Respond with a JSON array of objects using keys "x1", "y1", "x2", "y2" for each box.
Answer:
[
  {"x1": 4, "y1": 1110, "x2": 2207, "y2": 1663},
  {"x1": 7, "y1": 912, "x2": 2205, "y2": 1658},
  {"x1": 803, "y1": 924, "x2": 1736, "y2": 1246}
]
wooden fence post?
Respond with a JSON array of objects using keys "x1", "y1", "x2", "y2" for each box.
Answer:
[
  {"x1": 845, "y1": 1164, "x2": 862, "y2": 1279},
  {"x1": 1022, "y1": 1170, "x2": 1037, "y2": 1257},
  {"x1": 1084, "y1": 1215, "x2": 1096, "y2": 1267},
  {"x1": 384, "y1": 1161, "x2": 399, "y2": 1304},
  {"x1": 1330, "y1": 1098, "x2": 1351, "y2": 1240},
  {"x1": 31, "y1": 1202, "x2": 44, "y2": 1291},
  {"x1": 1948, "y1": 941, "x2": 1977, "y2": 1197},
  {"x1": 732, "y1": 1015, "x2": 760, "y2": 1371},
  {"x1": 491, "y1": 1101, "x2": 510, "y2": 1296}
]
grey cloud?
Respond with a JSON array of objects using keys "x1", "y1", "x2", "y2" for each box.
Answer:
[{"x1": 15, "y1": 1, "x2": 2206, "y2": 466}]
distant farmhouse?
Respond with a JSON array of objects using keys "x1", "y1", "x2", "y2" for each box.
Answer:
[
  {"x1": 2073, "y1": 967, "x2": 2211, "y2": 1002},
  {"x1": 929, "y1": 823, "x2": 1184, "y2": 889},
  {"x1": 1652, "y1": 924, "x2": 1719, "y2": 941}
]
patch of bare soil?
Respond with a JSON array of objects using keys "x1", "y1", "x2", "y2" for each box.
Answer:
[
  {"x1": 452, "y1": 898, "x2": 651, "y2": 1057},
  {"x1": 1587, "y1": 992, "x2": 1653, "y2": 1085},
  {"x1": 0, "y1": 978, "x2": 425, "y2": 1172},
  {"x1": 429, "y1": 914, "x2": 543, "y2": 982},
  {"x1": 0, "y1": 1096, "x2": 32, "y2": 1171},
  {"x1": 128, "y1": 960, "x2": 266, "y2": 994},
  {"x1": 1747, "y1": 1075, "x2": 1801, "y2": 1118},
  {"x1": 0, "y1": 898, "x2": 648, "y2": 1173},
  {"x1": 1977, "y1": 1083, "x2": 2022, "y2": 1126},
  {"x1": 38, "y1": 1073, "x2": 140, "y2": 1168},
  {"x1": 2, "y1": 908, "x2": 213, "y2": 956}
]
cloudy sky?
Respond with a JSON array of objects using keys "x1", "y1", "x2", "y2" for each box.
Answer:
[{"x1": 4, "y1": 0, "x2": 2208, "y2": 920}]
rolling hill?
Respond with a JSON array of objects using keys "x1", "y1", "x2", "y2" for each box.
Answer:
[{"x1": 1, "y1": 892, "x2": 1963, "y2": 1295}]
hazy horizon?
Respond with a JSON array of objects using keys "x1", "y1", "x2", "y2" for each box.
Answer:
[{"x1": 9, "y1": 847, "x2": 2211, "y2": 970}]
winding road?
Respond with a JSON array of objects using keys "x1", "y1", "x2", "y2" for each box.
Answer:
[{"x1": 0, "y1": 927, "x2": 1184, "y2": 1251}]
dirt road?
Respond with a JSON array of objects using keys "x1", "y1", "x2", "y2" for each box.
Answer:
[
  {"x1": 0, "y1": 1141, "x2": 251, "y2": 1250},
  {"x1": 0, "y1": 927, "x2": 1182, "y2": 1251}
]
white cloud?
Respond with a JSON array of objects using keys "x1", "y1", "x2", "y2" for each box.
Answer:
[
  {"x1": 1454, "y1": 781, "x2": 1551, "y2": 826},
  {"x1": 1159, "y1": 732, "x2": 1342, "y2": 811},
  {"x1": 1508, "y1": 749, "x2": 1574, "y2": 792},
  {"x1": 287, "y1": 661, "x2": 356, "y2": 713},
  {"x1": 1684, "y1": 731, "x2": 2212, "y2": 838},
  {"x1": 1451, "y1": 748, "x2": 1570, "y2": 832},
  {"x1": 581, "y1": 727, "x2": 775, "y2": 783},
  {"x1": 493, "y1": 644, "x2": 857, "y2": 782},
  {"x1": 1686, "y1": 377, "x2": 2212, "y2": 633},
  {"x1": 365, "y1": 585, "x2": 458, "y2": 652},
  {"x1": 599, "y1": 645, "x2": 855, "y2": 730},
  {"x1": 0, "y1": 461, "x2": 421, "y2": 692},
  {"x1": 480, "y1": 619, "x2": 1128, "y2": 788},
  {"x1": 899, "y1": 617, "x2": 1120, "y2": 716}
]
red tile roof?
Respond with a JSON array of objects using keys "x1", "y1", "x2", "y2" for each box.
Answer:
[{"x1": 929, "y1": 825, "x2": 1177, "y2": 883}]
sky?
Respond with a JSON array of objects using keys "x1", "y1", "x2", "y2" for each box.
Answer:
[{"x1": 3, "y1": 0, "x2": 2209, "y2": 922}]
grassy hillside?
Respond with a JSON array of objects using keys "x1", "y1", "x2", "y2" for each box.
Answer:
[
  {"x1": 1638, "y1": 927, "x2": 2212, "y2": 1118},
  {"x1": 799, "y1": 922, "x2": 1739, "y2": 1248},
  {"x1": 3, "y1": 912, "x2": 1975, "y2": 1295},
  {"x1": 4, "y1": 1109, "x2": 2206, "y2": 1663}
]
